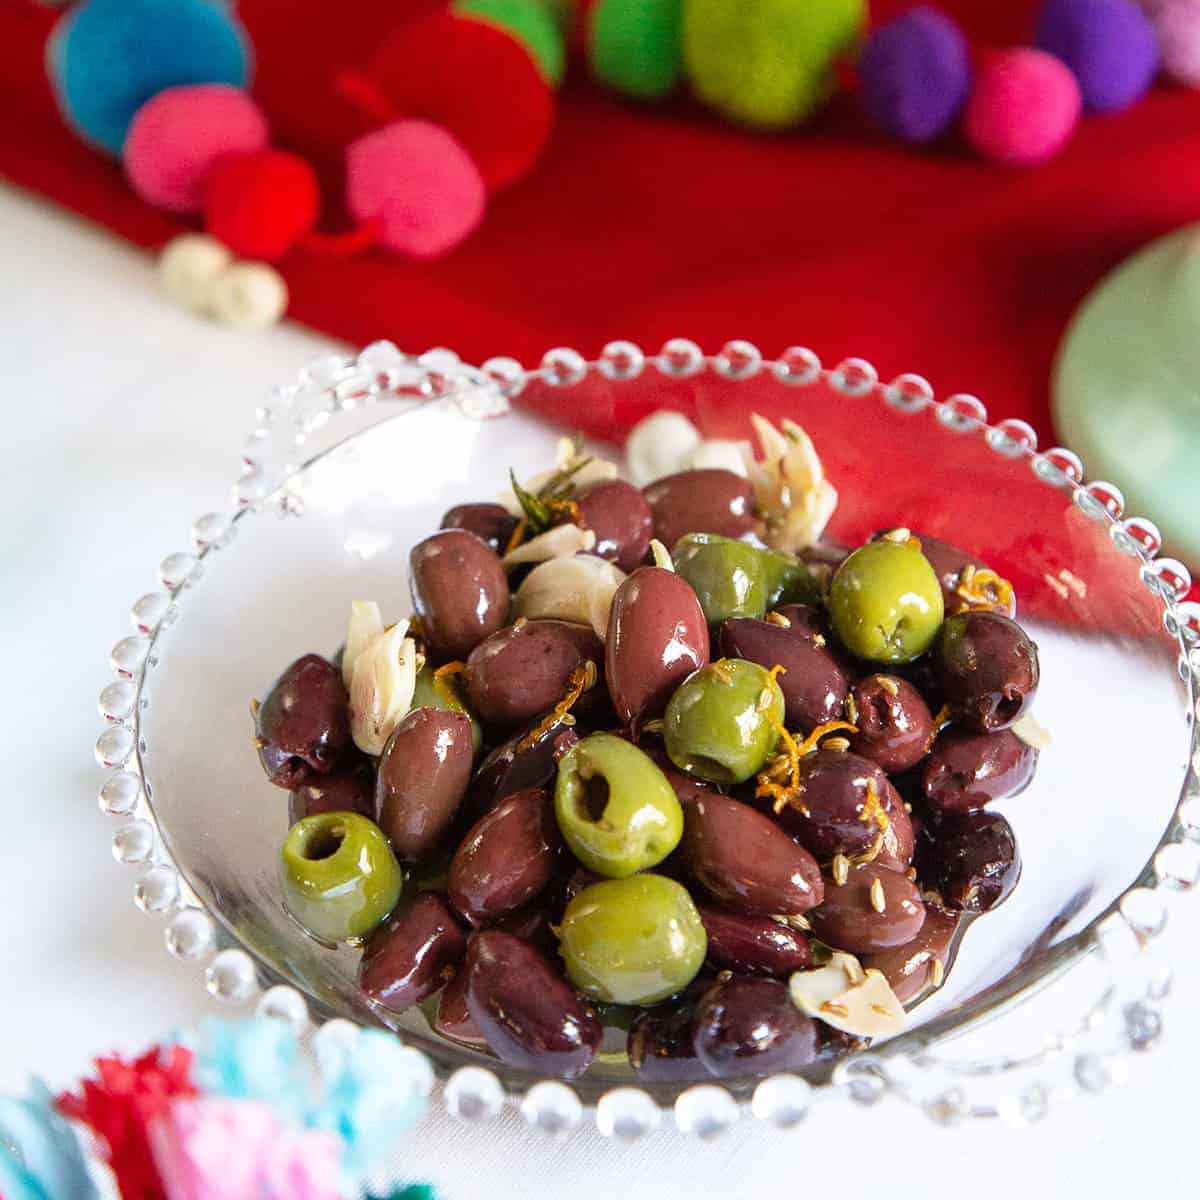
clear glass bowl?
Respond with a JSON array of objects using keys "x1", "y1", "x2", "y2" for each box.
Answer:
[{"x1": 94, "y1": 341, "x2": 1200, "y2": 1138}]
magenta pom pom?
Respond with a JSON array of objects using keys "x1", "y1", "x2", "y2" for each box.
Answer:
[
  {"x1": 123, "y1": 84, "x2": 269, "y2": 214},
  {"x1": 963, "y1": 48, "x2": 1082, "y2": 167},
  {"x1": 345, "y1": 120, "x2": 487, "y2": 260},
  {"x1": 1145, "y1": 0, "x2": 1200, "y2": 87}
]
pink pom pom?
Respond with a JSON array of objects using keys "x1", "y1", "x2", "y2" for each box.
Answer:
[
  {"x1": 1146, "y1": 0, "x2": 1200, "y2": 87},
  {"x1": 345, "y1": 120, "x2": 487, "y2": 259},
  {"x1": 123, "y1": 84, "x2": 269, "y2": 214},
  {"x1": 963, "y1": 48, "x2": 1082, "y2": 166}
]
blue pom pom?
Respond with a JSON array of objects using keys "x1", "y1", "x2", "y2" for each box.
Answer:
[
  {"x1": 185, "y1": 1017, "x2": 307, "y2": 1123},
  {"x1": 48, "y1": 0, "x2": 250, "y2": 155},
  {"x1": 0, "y1": 1080, "x2": 100, "y2": 1200}
]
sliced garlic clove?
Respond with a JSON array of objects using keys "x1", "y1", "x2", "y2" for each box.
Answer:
[
  {"x1": 624, "y1": 411, "x2": 703, "y2": 486},
  {"x1": 502, "y1": 523, "x2": 596, "y2": 566},
  {"x1": 789, "y1": 954, "x2": 906, "y2": 1039},
  {"x1": 649, "y1": 539, "x2": 674, "y2": 571},
  {"x1": 511, "y1": 555, "x2": 626, "y2": 640},
  {"x1": 746, "y1": 413, "x2": 838, "y2": 554},
  {"x1": 684, "y1": 438, "x2": 751, "y2": 477},
  {"x1": 750, "y1": 411, "x2": 791, "y2": 468},
  {"x1": 1012, "y1": 713, "x2": 1052, "y2": 751},
  {"x1": 342, "y1": 600, "x2": 385, "y2": 689},
  {"x1": 348, "y1": 620, "x2": 417, "y2": 756}
]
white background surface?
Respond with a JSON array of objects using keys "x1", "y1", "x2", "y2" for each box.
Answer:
[{"x1": 2, "y1": 184, "x2": 1196, "y2": 1198}]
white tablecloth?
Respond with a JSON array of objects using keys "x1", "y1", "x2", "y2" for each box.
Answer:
[{"x1": 2, "y1": 185, "x2": 1194, "y2": 1200}]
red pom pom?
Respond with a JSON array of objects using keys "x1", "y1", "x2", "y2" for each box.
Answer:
[{"x1": 204, "y1": 150, "x2": 321, "y2": 262}]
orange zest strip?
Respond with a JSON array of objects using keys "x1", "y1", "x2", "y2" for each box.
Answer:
[
  {"x1": 505, "y1": 518, "x2": 529, "y2": 556},
  {"x1": 516, "y1": 661, "x2": 595, "y2": 751},
  {"x1": 433, "y1": 661, "x2": 466, "y2": 678},
  {"x1": 849, "y1": 776, "x2": 891, "y2": 866},
  {"x1": 954, "y1": 564, "x2": 1014, "y2": 614},
  {"x1": 931, "y1": 703, "x2": 953, "y2": 733}
]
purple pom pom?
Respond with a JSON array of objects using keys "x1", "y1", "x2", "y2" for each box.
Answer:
[
  {"x1": 1034, "y1": 0, "x2": 1159, "y2": 112},
  {"x1": 859, "y1": 7, "x2": 971, "y2": 143}
]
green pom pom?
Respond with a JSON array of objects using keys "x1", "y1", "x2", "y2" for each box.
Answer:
[
  {"x1": 589, "y1": 0, "x2": 683, "y2": 100},
  {"x1": 455, "y1": 0, "x2": 567, "y2": 85},
  {"x1": 683, "y1": 0, "x2": 865, "y2": 128}
]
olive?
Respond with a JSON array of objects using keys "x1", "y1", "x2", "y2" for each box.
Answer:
[
  {"x1": 256, "y1": 655, "x2": 351, "y2": 788},
  {"x1": 289, "y1": 759, "x2": 374, "y2": 825},
  {"x1": 605, "y1": 567, "x2": 709, "y2": 727},
  {"x1": 698, "y1": 906, "x2": 813, "y2": 977},
  {"x1": 576, "y1": 479, "x2": 654, "y2": 572},
  {"x1": 434, "y1": 967, "x2": 486, "y2": 1046},
  {"x1": 464, "y1": 930, "x2": 601, "y2": 1079},
  {"x1": 814, "y1": 1025, "x2": 869, "y2": 1066},
  {"x1": 862, "y1": 901, "x2": 961, "y2": 1004},
  {"x1": 807, "y1": 863, "x2": 926, "y2": 954},
  {"x1": 923, "y1": 727, "x2": 1038, "y2": 812},
  {"x1": 828, "y1": 536, "x2": 945, "y2": 664},
  {"x1": 643, "y1": 744, "x2": 721, "y2": 808},
  {"x1": 628, "y1": 1002, "x2": 709, "y2": 1084},
  {"x1": 440, "y1": 502, "x2": 519, "y2": 554},
  {"x1": 554, "y1": 733, "x2": 683, "y2": 877},
  {"x1": 465, "y1": 619, "x2": 602, "y2": 728},
  {"x1": 916, "y1": 810, "x2": 1020, "y2": 912},
  {"x1": 772, "y1": 602, "x2": 834, "y2": 640},
  {"x1": 692, "y1": 976, "x2": 819, "y2": 1078},
  {"x1": 279, "y1": 812, "x2": 402, "y2": 944},
  {"x1": 409, "y1": 529, "x2": 510, "y2": 662},
  {"x1": 671, "y1": 534, "x2": 768, "y2": 625},
  {"x1": 936, "y1": 611, "x2": 1039, "y2": 733},
  {"x1": 411, "y1": 665, "x2": 483, "y2": 755},
  {"x1": 357, "y1": 891, "x2": 467, "y2": 1013},
  {"x1": 878, "y1": 530, "x2": 1016, "y2": 618},
  {"x1": 375, "y1": 708, "x2": 474, "y2": 862},
  {"x1": 558, "y1": 875, "x2": 708, "y2": 1005},
  {"x1": 718, "y1": 617, "x2": 849, "y2": 731},
  {"x1": 494, "y1": 905, "x2": 560, "y2": 958},
  {"x1": 770, "y1": 750, "x2": 914, "y2": 870},
  {"x1": 664, "y1": 658, "x2": 784, "y2": 785},
  {"x1": 847, "y1": 674, "x2": 935, "y2": 773},
  {"x1": 448, "y1": 788, "x2": 563, "y2": 926},
  {"x1": 679, "y1": 793, "x2": 823, "y2": 914},
  {"x1": 643, "y1": 468, "x2": 758, "y2": 548},
  {"x1": 462, "y1": 715, "x2": 579, "y2": 824}
]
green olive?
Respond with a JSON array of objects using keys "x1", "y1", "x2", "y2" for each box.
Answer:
[
  {"x1": 554, "y1": 733, "x2": 683, "y2": 878},
  {"x1": 828, "y1": 536, "x2": 945, "y2": 663},
  {"x1": 412, "y1": 666, "x2": 483, "y2": 755},
  {"x1": 279, "y1": 812, "x2": 403, "y2": 945},
  {"x1": 558, "y1": 875, "x2": 707, "y2": 1005},
  {"x1": 672, "y1": 533, "x2": 770, "y2": 623},
  {"x1": 762, "y1": 547, "x2": 822, "y2": 607},
  {"x1": 663, "y1": 658, "x2": 784, "y2": 784}
]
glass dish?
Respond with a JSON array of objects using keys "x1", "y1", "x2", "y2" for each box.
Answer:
[{"x1": 93, "y1": 340, "x2": 1200, "y2": 1139}]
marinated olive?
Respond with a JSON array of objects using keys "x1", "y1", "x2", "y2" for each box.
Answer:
[
  {"x1": 936, "y1": 611, "x2": 1039, "y2": 733},
  {"x1": 643, "y1": 744, "x2": 720, "y2": 807},
  {"x1": 692, "y1": 976, "x2": 818, "y2": 1078},
  {"x1": 440, "y1": 502, "x2": 519, "y2": 554},
  {"x1": 698, "y1": 906, "x2": 813, "y2": 977},
  {"x1": 462, "y1": 715, "x2": 578, "y2": 824},
  {"x1": 672, "y1": 533, "x2": 771, "y2": 625},
  {"x1": 847, "y1": 674, "x2": 935, "y2": 773},
  {"x1": 554, "y1": 733, "x2": 683, "y2": 877},
  {"x1": 434, "y1": 967, "x2": 486, "y2": 1046},
  {"x1": 916, "y1": 810, "x2": 1020, "y2": 912},
  {"x1": 256, "y1": 655, "x2": 351, "y2": 788},
  {"x1": 448, "y1": 788, "x2": 563, "y2": 926},
  {"x1": 464, "y1": 930, "x2": 602, "y2": 1079},
  {"x1": 807, "y1": 863, "x2": 926, "y2": 954},
  {"x1": 375, "y1": 708, "x2": 474, "y2": 862},
  {"x1": 679, "y1": 793, "x2": 823, "y2": 914},
  {"x1": 881, "y1": 530, "x2": 1015, "y2": 618},
  {"x1": 664, "y1": 658, "x2": 784, "y2": 785},
  {"x1": 289, "y1": 759, "x2": 374, "y2": 825},
  {"x1": 411, "y1": 665, "x2": 483, "y2": 755},
  {"x1": 862, "y1": 902, "x2": 960, "y2": 1004},
  {"x1": 279, "y1": 812, "x2": 402, "y2": 944},
  {"x1": 494, "y1": 905, "x2": 560, "y2": 958},
  {"x1": 465, "y1": 619, "x2": 602, "y2": 728},
  {"x1": 409, "y1": 529, "x2": 510, "y2": 662},
  {"x1": 628, "y1": 1001, "x2": 709, "y2": 1083},
  {"x1": 576, "y1": 479, "x2": 654, "y2": 572},
  {"x1": 828, "y1": 536, "x2": 945, "y2": 664},
  {"x1": 605, "y1": 567, "x2": 709, "y2": 727},
  {"x1": 643, "y1": 468, "x2": 758, "y2": 548},
  {"x1": 558, "y1": 874, "x2": 707, "y2": 1005},
  {"x1": 923, "y1": 727, "x2": 1038, "y2": 812},
  {"x1": 358, "y1": 891, "x2": 467, "y2": 1013}
]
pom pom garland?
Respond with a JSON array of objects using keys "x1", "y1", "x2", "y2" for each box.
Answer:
[
  {"x1": 0, "y1": 1081, "x2": 102, "y2": 1200},
  {"x1": 588, "y1": 0, "x2": 684, "y2": 100},
  {"x1": 1147, "y1": 0, "x2": 1200, "y2": 87},
  {"x1": 454, "y1": 0, "x2": 567, "y2": 85},
  {"x1": 204, "y1": 150, "x2": 320, "y2": 262}
]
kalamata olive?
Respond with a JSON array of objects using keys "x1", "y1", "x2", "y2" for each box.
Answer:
[
  {"x1": 814, "y1": 1025, "x2": 869, "y2": 1066},
  {"x1": 462, "y1": 715, "x2": 579, "y2": 823},
  {"x1": 698, "y1": 906, "x2": 813, "y2": 976},
  {"x1": 409, "y1": 530, "x2": 510, "y2": 662},
  {"x1": 494, "y1": 905, "x2": 559, "y2": 957},
  {"x1": 440, "y1": 502, "x2": 519, "y2": 554},
  {"x1": 434, "y1": 968, "x2": 486, "y2": 1046},
  {"x1": 916, "y1": 810, "x2": 1020, "y2": 912},
  {"x1": 643, "y1": 744, "x2": 720, "y2": 808},
  {"x1": 576, "y1": 479, "x2": 654, "y2": 572},
  {"x1": 375, "y1": 708, "x2": 474, "y2": 862},
  {"x1": 808, "y1": 863, "x2": 926, "y2": 954},
  {"x1": 256, "y1": 655, "x2": 351, "y2": 788},
  {"x1": 605, "y1": 568, "x2": 709, "y2": 727},
  {"x1": 628, "y1": 1003, "x2": 709, "y2": 1083},
  {"x1": 448, "y1": 788, "x2": 563, "y2": 926},
  {"x1": 770, "y1": 750, "x2": 914, "y2": 870},
  {"x1": 464, "y1": 930, "x2": 601, "y2": 1079},
  {"x1": 936, "y1": 611, "x2": 1039, "y2": 733},
  {"x1": 357, "y1": 891, "x2": 467, "y2": 1013},
  {"x1": 289, "y1": 759, "x2": 374, "y2": 825},
  {"x1": 693, "y1": 976, "x2": 819, "y2": 1078},
  {"x1": 465, "y1": 619, "x2": 602, "y2": 728},
  {"x1": 862, "y1": 902, "x2": 961, "y2": 1004},
  {"x1": 880, "y1": 531, "x2": 1015, "y2": 618},
  {"x1": 643, "y1": 468, "x2": 758, "y2": 548},
  {"x1": 680, "y1": 793, "x2": 823, "y2": 915},
  {"x1": 847, "y1": 674, "x2": 935, "y2": 773},
  {"x1": 923, "y1": 727, "x2": 1038, "y2": 812},
  {"x1": 771, "y1": 603, "x2": 833, "y2": 640},
  {"x1": 718, "y1": 617, "x2": 849, "y2": 731}
]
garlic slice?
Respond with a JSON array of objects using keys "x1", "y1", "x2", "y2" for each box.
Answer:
[
  {"x1": 624, "y1": 411, "x2": 703, "y2": 485},
  {"x1": 342, "y1": 600, "x2": 385, "y2": 689},
  {"x1": 500, "y1": 437, "x2": 619, "y2": 516},
  {"x1": 789, "y1": 952, "x2": 906, "y2": 1038},
  {"x1": 684, "y1": 438, "x2": 751, "y2": 477},
  {"x1": 511, "y1": 555, "x2": 626, "y2": 640},
  {"x1": 502, "y1": 523, "x2": 596, "y2": 566},
  {"x1": 348, "y1": 619, "x2": 418, "y2": 756},
  {"x1": 745, "y1": 413, "x2": 838, "y2": 554},
  {"x1": 649, "y1": 539, "x2": 674, "y2": 571},
  {"x1": 1012, "y1": 713, "x2": 1052, "y2": 752}
]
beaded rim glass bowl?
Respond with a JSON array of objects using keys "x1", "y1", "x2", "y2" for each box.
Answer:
[{"x1": 94, "y1": 339, "x2": 1200, "y2": 1140}]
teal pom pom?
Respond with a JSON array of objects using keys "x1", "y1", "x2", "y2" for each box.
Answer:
[
  {"x1": 0, "y1": 1081, "x2": 100, "y2": 1200},
  {"x1": 368, "y1": 1187, "x2": 439, "y2": 1200},
  {"x1": 185, "y1": 1017, "x2": 306, "y2": 1122}
]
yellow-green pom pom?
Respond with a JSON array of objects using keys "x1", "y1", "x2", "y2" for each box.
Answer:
[
  {"x1": 454, "y1": 0, "x2": 566, "y2": 85},
  {"x1": 590, "y1": 0, "x2": 683, "y2": 100},
  {"x1": 683, "y1": 0, "x2": 865, "y2": 128}
]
